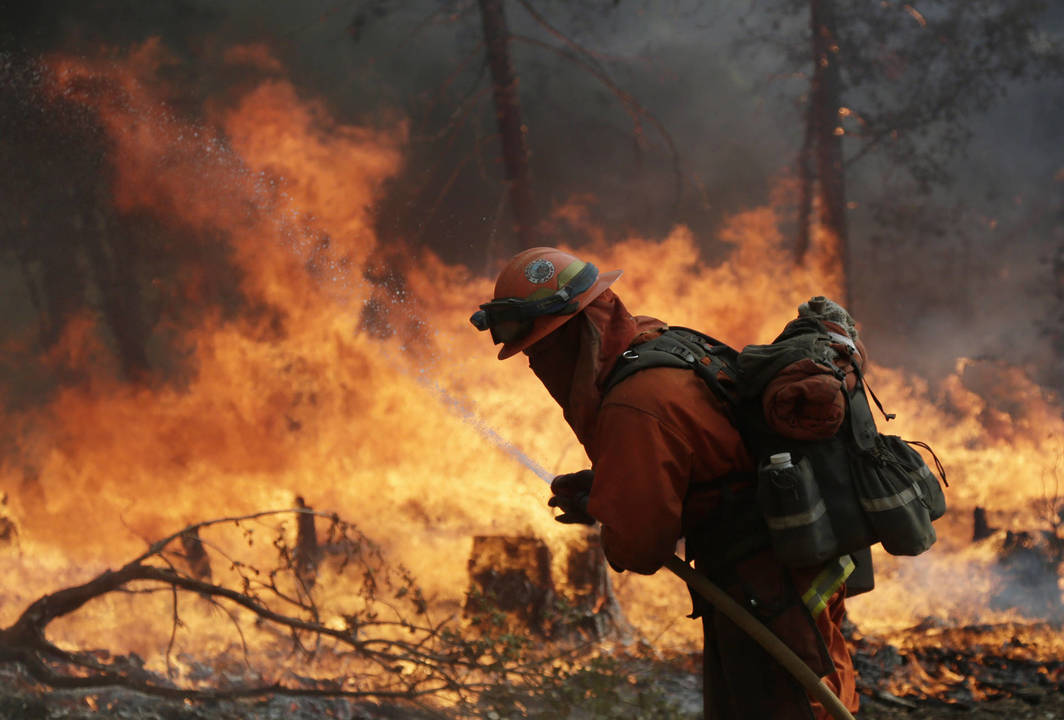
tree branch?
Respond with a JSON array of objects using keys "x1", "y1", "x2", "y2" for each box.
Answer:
[
  {"x1": 509, "y1": 34, "x2": 684, "y2": 207},
  {"x1": 0, "y1": 508, "x2": 569, "y2": 709}
]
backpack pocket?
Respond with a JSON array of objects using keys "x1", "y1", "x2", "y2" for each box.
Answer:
[
  {"x1": 902, "y1": 438, "x2": 948, "y2": 522},
  {"x1": 855, "y1": 435, "x2": 943, "y2": 556},
  {"x1": 757, "y1": 454, "x2": 840, "y2": 568}
]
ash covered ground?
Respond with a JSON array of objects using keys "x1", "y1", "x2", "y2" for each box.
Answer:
[{"x1": 2, "y1": 622, "x2": 1062, "y2": 720}]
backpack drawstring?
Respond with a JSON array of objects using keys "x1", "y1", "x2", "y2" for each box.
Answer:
[
  {"x1": 839, "y1": 344, "x2": 897, "y2": 422},
  {"x1": 834, "y1": 341, "x2": 948, "y2": 487},
  {"x1": 903, "y1": 439, "x2": 949, "y2": 487}
]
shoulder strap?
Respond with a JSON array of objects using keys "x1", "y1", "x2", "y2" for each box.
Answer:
[{"x1": 604, "y1": 327, "x2": 739, "y2": 408}]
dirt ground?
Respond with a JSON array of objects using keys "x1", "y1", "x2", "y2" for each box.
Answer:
[
  {"x1": 857, "y1": 693, "x2": 1064, "y2": 720},
  {"x1": 2, "y1": 624, "x2": 1061, "y2": 720},
  {"x1": 2, "y1": 664, "x2": 1061, "y2": 720}
]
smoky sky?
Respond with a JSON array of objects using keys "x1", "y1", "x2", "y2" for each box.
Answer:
[{"x1": 1, "y1": 0, "x2": 1062, "y2": 389}]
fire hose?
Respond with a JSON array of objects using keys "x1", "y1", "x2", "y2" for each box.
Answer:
[
  {"x1": 543, "y1": 486, "x2": 855, "y2": 718},
  {"x1": 466, "y1": 429, "x2": 855, "y2": 718},
  {"x1": 662, "y1": 555, "x2": 856, "y2": 720}
]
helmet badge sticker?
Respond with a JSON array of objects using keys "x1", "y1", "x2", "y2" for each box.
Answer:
[{"x1": 524, "y1": 259, "x2": 556, "y2": 284}]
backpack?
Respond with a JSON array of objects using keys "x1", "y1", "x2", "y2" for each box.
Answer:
[{"x1": 603, "y1": 321, "x2": 948, "y2": 569}]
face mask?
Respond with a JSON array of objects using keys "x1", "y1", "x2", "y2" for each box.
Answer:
[{"x1": 526, "y1": 314, "x2": 584, "y2": 411}]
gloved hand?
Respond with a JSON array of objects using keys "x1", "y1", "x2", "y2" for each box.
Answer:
[{"x1": 548, "y1": 469, "x2": 596, "y2": 525}]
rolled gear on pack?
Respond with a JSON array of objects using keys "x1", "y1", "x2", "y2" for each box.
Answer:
[{"x1": 604, "y1": 297, "x2": 948, "y2": 573}]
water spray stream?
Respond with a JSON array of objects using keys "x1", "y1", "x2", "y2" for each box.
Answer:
[{"x1": 421, "y1": 379, "x2": 555, "y2": 484}]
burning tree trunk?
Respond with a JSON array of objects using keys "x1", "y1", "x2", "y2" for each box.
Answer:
[
  {"x1": 82, "y1": 226, "x2": 152, "y2": 383},
  {"x1": 179, "y1": 526, "x2": 211, "y2": 581},
  {"x1": 806, "y1": 0, "x2": 851, "y2": 307},
  {"x1": 24, "y1": 245, "x2": 87, "y2": 351},
  {"x1": 795, "y1": 101, "x2": 816, "y2": 263},
  {"x1": 294, "y1": 495, "x2": 320, "y2": 589},
  {"x1": 478, "y1": 0, "x2": 537, "y2": 251}
]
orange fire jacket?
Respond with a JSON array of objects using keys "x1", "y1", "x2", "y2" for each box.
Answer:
[
  {"x1": 586, "y1": 364, "x2": 858, "y2": 719},
  {"x1": 526, "y1": 289, "x2": 859, "y2": 718}
]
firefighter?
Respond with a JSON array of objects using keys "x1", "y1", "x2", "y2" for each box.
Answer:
[{"x1": 471, "y1": 247, "x2": 860, "y2": 719}]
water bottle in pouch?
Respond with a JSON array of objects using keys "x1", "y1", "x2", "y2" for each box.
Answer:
[{"x1": 757, "y1": 452, "x2": 839, "y2": 567}]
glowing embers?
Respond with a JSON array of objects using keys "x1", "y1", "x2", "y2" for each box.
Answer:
[{"x1": 855, "y1": 621, "x2": 1064, "y2": 705}]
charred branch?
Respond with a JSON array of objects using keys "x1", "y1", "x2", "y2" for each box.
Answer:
[
  {"x1": 0, "y1": 509, "x2": 567, "y2": 708},
  {"x1": 509, "y1": 34, "x2": 682, "y2": 209},
  {"x1": 511, "y1": 0, "x2": 683, "y2": 204}
]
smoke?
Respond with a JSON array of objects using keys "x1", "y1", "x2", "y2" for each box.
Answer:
[
  {"x1": 3, "y1": 0, "x2": 1059, "y2": 392},
  {"x1": 0, "y1": 1, "x2": 1059, "y2": 445},
  {"x1": 850, "y1": 530, "x2": 1064, "y2": 633}
]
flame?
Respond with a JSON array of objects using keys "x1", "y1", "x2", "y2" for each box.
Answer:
[{"x1": 2, "y1": 40, "x2": 1062, "y2": 689}]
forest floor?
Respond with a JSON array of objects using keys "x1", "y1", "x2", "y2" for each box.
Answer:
[
  {"x1": 1, "y1": 652, "x2": 1061, "y2": 720},
  {"x1": 857, "y1": 694, "x2": 1064, "y2": 720}
]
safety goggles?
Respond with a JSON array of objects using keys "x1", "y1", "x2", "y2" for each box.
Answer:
[{"x1": 470, "y1": 262, "x2": 599, "y2": 345}]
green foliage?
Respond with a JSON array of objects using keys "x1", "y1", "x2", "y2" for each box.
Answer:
[
  {"x1": 426, "y1": 579, "x2": 697, "y2": 718},
  {"x1": 474, "y1": 653, "x2": 694, "y2": 720},
  {"x1": 837, "y1": 0, "x2": 1062, "y2": 190},
  {"x1": 743, "y1": 0, "x2": 1064, "y2": 191}
]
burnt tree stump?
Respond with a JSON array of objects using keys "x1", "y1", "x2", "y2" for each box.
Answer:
[
  {"x1": 562, "y1": 530, "x2": 632, "y2": 640},
  {"x1": 973, "y1": 506, "x2": 996, "y2": 541},
  {"x1": 467, "y1": 536, "x2": 556, "y2": 635},
  {"x1": 466, "y1": 533, "x2": 630, "y2": 640}
]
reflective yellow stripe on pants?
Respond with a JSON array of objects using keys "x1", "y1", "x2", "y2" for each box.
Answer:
[{"x1": 801, "y1": 554, "x2": 855, "y2": 617}]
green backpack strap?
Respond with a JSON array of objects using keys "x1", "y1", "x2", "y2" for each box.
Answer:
[{"x1": 604, "y1": 327, "x2": 739, "y2": 409}]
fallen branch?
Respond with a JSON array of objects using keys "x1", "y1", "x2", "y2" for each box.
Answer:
[{"x1": 0, "y1": 508, "x2": 559, "y2": 709}]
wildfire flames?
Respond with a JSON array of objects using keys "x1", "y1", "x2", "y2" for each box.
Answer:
[{"x1": 1, "y1": 41, "x2": 1062, "y2": 703}]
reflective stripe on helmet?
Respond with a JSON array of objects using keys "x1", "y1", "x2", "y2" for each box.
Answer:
[
  {"x1": 470, "y1": 261, "x2": 599, "y2": 341},
  {"x1": 524, "y1": 260, "x2": 588, "y2": 301}
]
